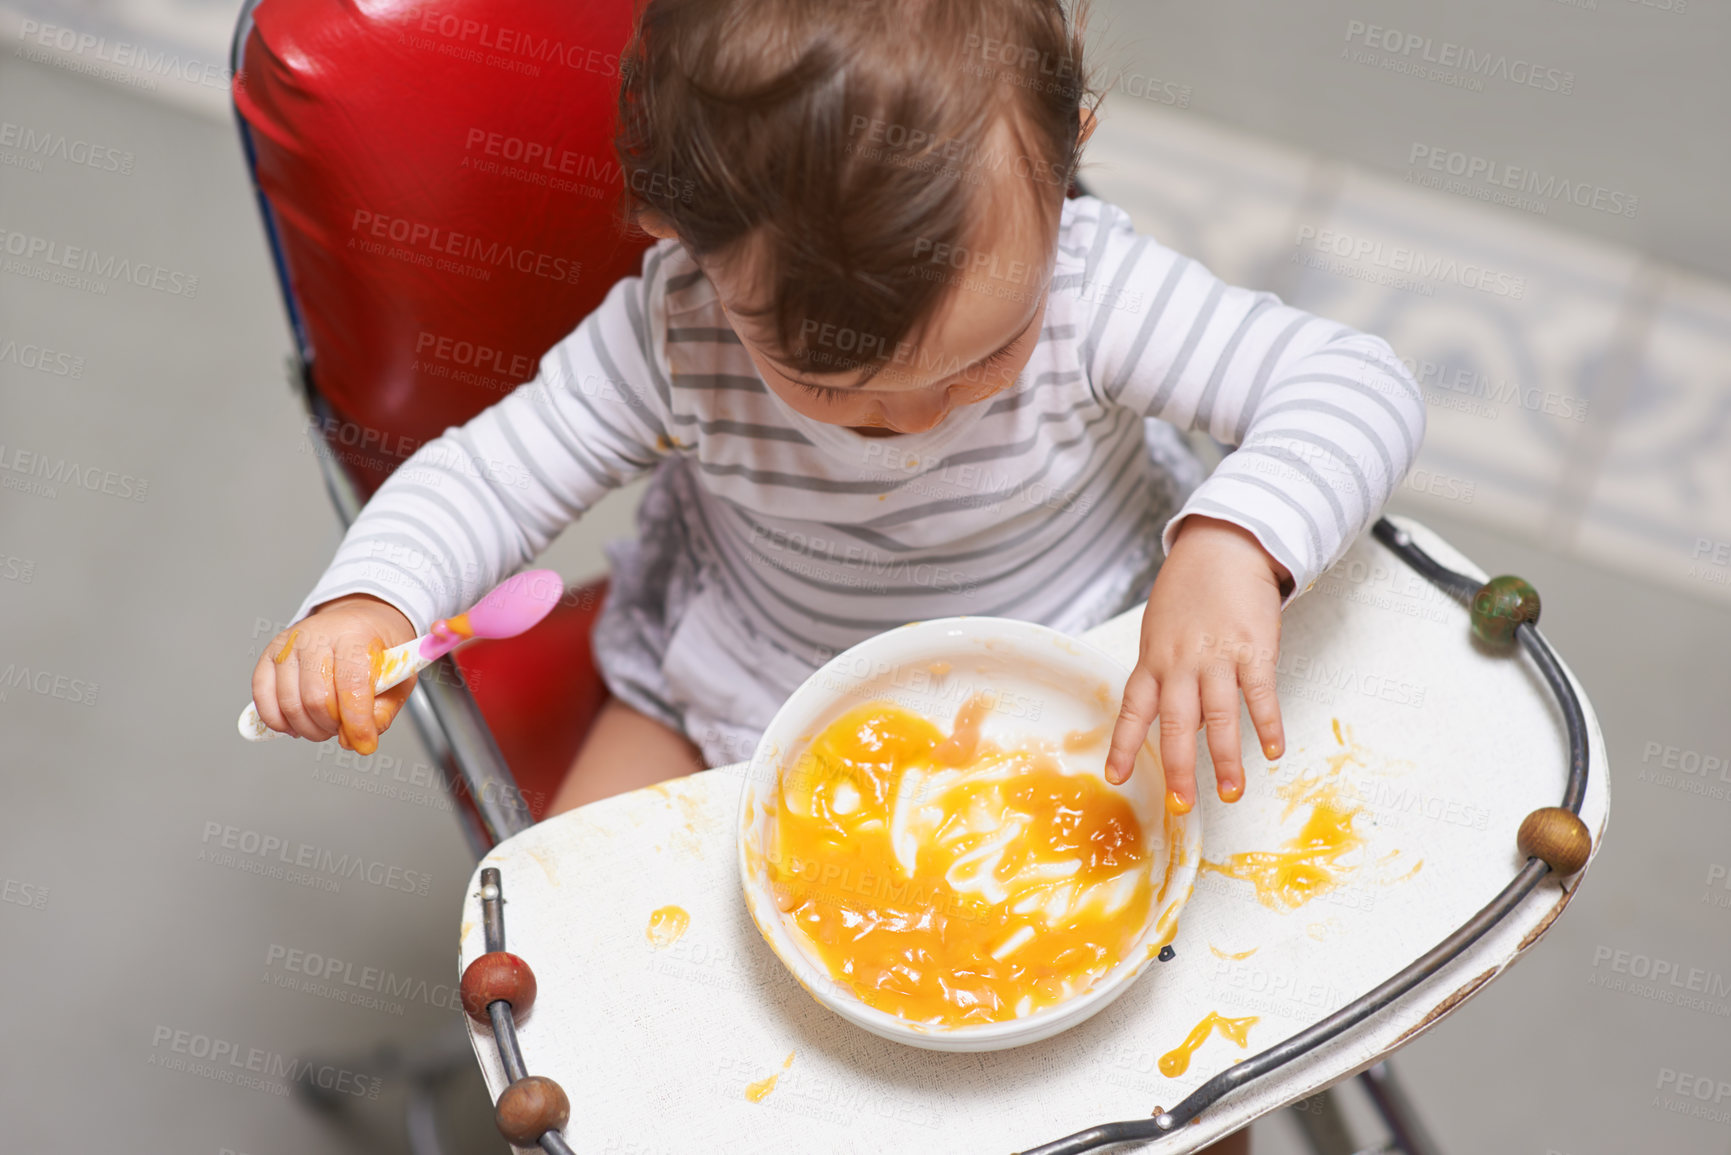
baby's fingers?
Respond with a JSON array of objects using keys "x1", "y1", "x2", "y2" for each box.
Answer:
[
  {"x1": 1156, "y1": 675, "x2": 1199, "y2": 815},
  {"x1": 332, "y1": 638, "x2": 383, "y2": 756},
  {"x1": 1106, "y1": 665, "x2": 1159, "y2": 785},
  {"x1": 1199, "y1": 671, "x2": 1244, "y2": 803},
  {"x1": 293, "y1": 643, "x2": 341, "y2": 743},
  {"x1": 1240, "y1": 648, "x2": 1285, "y2": 764},
  {"x1": 372, "y1": 673, "x2": 418, "y2": 740},
  {"x1": 251, "y1": 631, "x2": 293, "y2": 735}
]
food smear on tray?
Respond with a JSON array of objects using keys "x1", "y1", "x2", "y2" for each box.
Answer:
[
  {"x1": 1200, "y1": 775, "x2": 1365, "y2": 911},
  {"x1": 744, "y1": 1051, "x2": 795, "y2": 1102},
  {"x1": 766, "y1": 696, "x2": 1155, "y2": 1026},
  {"x1": 1202, "y1": 717, "x2": 1424, "y2": 911},
  {"x1": 646, "y1": 905, "x2": 690, "y2": 950},
  {"x1": 1158, "y1": 1011, "x2": 1258, "y2": 1077}
]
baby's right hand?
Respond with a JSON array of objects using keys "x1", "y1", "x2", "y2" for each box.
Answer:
[{"x1": 251, "y1": 594, "x2": 418, "y2": 755}]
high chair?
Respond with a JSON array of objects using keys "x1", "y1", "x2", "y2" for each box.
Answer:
[
  {"x1": 230, "y1": 0, "x2": 644, "y2": 1147},
  {"x1": 231, "y1": 0, "x2": 649, "y2": 852},
  {"x1": 229, "y1": 2, "x2": 1603, "y2": 1152}
]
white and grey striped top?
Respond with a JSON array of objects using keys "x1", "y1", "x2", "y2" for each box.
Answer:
[{"x1": 293, "y1": 196, "x2": 1426, "y2": 707}]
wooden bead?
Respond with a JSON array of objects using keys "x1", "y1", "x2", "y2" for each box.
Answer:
[
  {"x1": 460, "y1": 951, "x2": 537, "y2": 1024},
  {"x1": 1470, "y1": 575, "x2": 1541, "y2": 647},
  {"x1": 1518, "y1": 807, "x2": 1591, "y2": 876},
  {"x1": 495, "y1": 1075, "x2": 570, "y2": 1145}
]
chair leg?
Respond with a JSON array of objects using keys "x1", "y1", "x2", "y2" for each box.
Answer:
[
  {"x1": 405, "y1": 1080, "x2": 448, "y2": 1155},
  {"x1": 1357, "y1": 1062, "x2": 1444, "y2": 1155},
  {"x1": 290, "y1": 1017, "x2": 476, "y2": 1155},
  {"x1": 1288, "y1": 1088, "x2": 1357, "y2": 1155}
]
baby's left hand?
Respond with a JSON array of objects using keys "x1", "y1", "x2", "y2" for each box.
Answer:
[{"x1": 1105, "y1": 515, "x2": 1290, "y2": 811}]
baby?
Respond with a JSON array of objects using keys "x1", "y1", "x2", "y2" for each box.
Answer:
[{"x1": 251, "y1": 0, "x2": 1424, "y2": 832}]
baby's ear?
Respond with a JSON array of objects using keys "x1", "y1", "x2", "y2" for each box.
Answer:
[{"x1": 634, "y1": 208, "x2": 679, "y2": 241}]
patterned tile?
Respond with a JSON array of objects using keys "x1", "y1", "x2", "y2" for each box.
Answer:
[
  {"x1": 1574, "y1": 266, "x2": 1731, "y2": 604},
  {"x1": 1303, "y1": 166, "x2": 1640, "y2": 547},
  {"x1": 1083, "y1": 98, "x2": 1312, "y2": 288},
  {"x1": 1088, "y1": 99, "x2": 1731, "y2": 608}
]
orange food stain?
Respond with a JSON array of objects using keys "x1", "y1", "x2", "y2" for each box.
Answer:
[
  {"x1": 443, "y1": 613, "x2": 474, "y2": 639},
  {"x1": 745, "y1": 1051, "x2": 795, "y2": 1102},
  {"x1": 646, "y1": 905, "x2": 690, "y2": 949},
  {"x1": 1387, "y1": 858, "x2": 1424, "y2": 884},
  {"x1": 1200, "y1": 778, "x2": 1364, "y2": 912},
  {"x1": 769, "y1": 698, "x2": 1154, "y2": 1026},
  {"x1": 1165, "y1": 791, "x2": 1193, "y2": 816},
  {"x1": 1331, "y1": 717, "x2": 1343, "y2": 746},
  {"x1": 274, "y1": 630, "x2": 299, "y2": 664},
  {"x1": 327, "y1": 642, "x2": 388, "y2": 756},
  {"x1": 1208, "y1": 945, "x2": 1258, "y2": 961},
  {"x1": 927, "y1": 660, "x2": 952, "y2": 678},
  {"x1": 1158, "y1": 1011, "x2": 1258, "y2": 1077}
]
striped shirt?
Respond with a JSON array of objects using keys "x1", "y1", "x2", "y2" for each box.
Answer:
[{"x1": 294, "y1": 196, "x2": 1426, "y2": 741}]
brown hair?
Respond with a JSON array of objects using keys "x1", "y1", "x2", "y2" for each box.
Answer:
[{"x1": 616, "y1": 0, "x2": 1096, "y2": 380}]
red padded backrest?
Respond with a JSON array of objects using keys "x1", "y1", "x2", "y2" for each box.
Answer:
[
  {"x1": 234, "y1": 0, "x2": 648, "y2": 821},
  {"x1": 235, "y1": 0, "x2": 652, "y2": 494}
]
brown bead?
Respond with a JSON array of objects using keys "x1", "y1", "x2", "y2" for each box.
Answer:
[
  {"x1": 1518, "y1": 807, "x2": 1592, "y2": 877},
  {"x1": 495, "y1": 1075, "x2": 570, "y2": 1145},
  {"x1": 460, "y1": 951, "x2": 537, "y2": 1024}
]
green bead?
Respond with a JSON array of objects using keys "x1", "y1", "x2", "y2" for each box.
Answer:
[{"x1": 1470, "y1": 575, "x2": 1540, "y2": 646}]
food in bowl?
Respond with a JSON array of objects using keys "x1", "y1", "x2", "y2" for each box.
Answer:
[
  {"x1": 766, "y1": 693, "x2": 1156, "y2": 1027},
  {"x1": 739, "y1": 616, "x2": 1201, "y2": 1051}
]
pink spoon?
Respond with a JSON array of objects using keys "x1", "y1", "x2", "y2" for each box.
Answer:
[{"x1": 238, "y1": 568, "x2": 565, "y2": 742}]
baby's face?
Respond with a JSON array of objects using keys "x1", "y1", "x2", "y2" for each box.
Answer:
[{"x1": 702, "y1": 171, "x2": 1060, "y2": 438}]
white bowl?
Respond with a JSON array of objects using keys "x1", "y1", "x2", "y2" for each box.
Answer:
[{"x1": 738, "y1": 617, "x2": 1202, "y2": 1052}]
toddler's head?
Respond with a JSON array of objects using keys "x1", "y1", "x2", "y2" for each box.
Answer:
[{"x1": 617, "y1": 0, "x2": 1097, "y2": 434}]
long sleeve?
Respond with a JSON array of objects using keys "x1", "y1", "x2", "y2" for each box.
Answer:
[
  {"x1": 1074, "y1": 201, "x2": 1426, "y2": 603},
  {"x1": 289, "y1": 245, "x2": 680, "y2": 634}
]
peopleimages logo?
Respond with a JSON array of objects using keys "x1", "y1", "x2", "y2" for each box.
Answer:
[
  {"x1": 1293, "y1": 226, "x2": 1526, "y2": 299},
  {"x1": 348, "y1": 210, "x2": 582, "y2": 284},
  {"x1": 148, "y1": 1025, "x2": 383, "y2": 1099},
  {"x1": 0, "y1": 120, "x2": 134, "y2": 174},
  {"x1": 1408, "y1": 144, "x2": 1637, "y2": 218},
  {"x1": 0, "y1": 336, "x2": 84, "y2": 377},
  {"x1": 1342, "y1": 20, "x2": 1575, "y2": 94},
  {"x1": 0, "y1": 443, "x2": 149, "y2": 501},
  {"x1": 410, "y1": 11, "x2": 621, "y2": 77},
  {"x1": 14, "y1": 20, "x2": 231, "y2": 90},
  {"x1": 0, "y1": 227, "x2": 198, "y2": 297}
]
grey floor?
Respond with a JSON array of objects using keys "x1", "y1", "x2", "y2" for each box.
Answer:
[{"x1": 3, "y1": 26, "x2": 1729, "y2": 1155}]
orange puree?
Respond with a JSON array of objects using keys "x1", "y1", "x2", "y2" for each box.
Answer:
[
  {"x1": 1158, "y1": 1011, "x2": 1258, "y2": 1077},
  {"x1": 768, "y1": 698, "x2": 1153, "y2": 1026},
  {"x1": 1200, "y1": 781, "x2": 1363, "y2": 911},
  {"x1": 744, "y1": 1051, "x2": 795, "y2": 1102},
  {"x1": 646, "y1": 905, "x2": 690, "y2": 950},
  {"x1": 273, "y1": 630, "x2": 299, "y2": 664}
]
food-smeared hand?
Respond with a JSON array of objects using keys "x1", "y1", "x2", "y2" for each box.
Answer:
[
  {"x1": 250, "y1": 594, "x2": 418, "y2": 756},
  {"x1": 1105, "y1": 516, "x2": 1290, "y2": 812}
]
